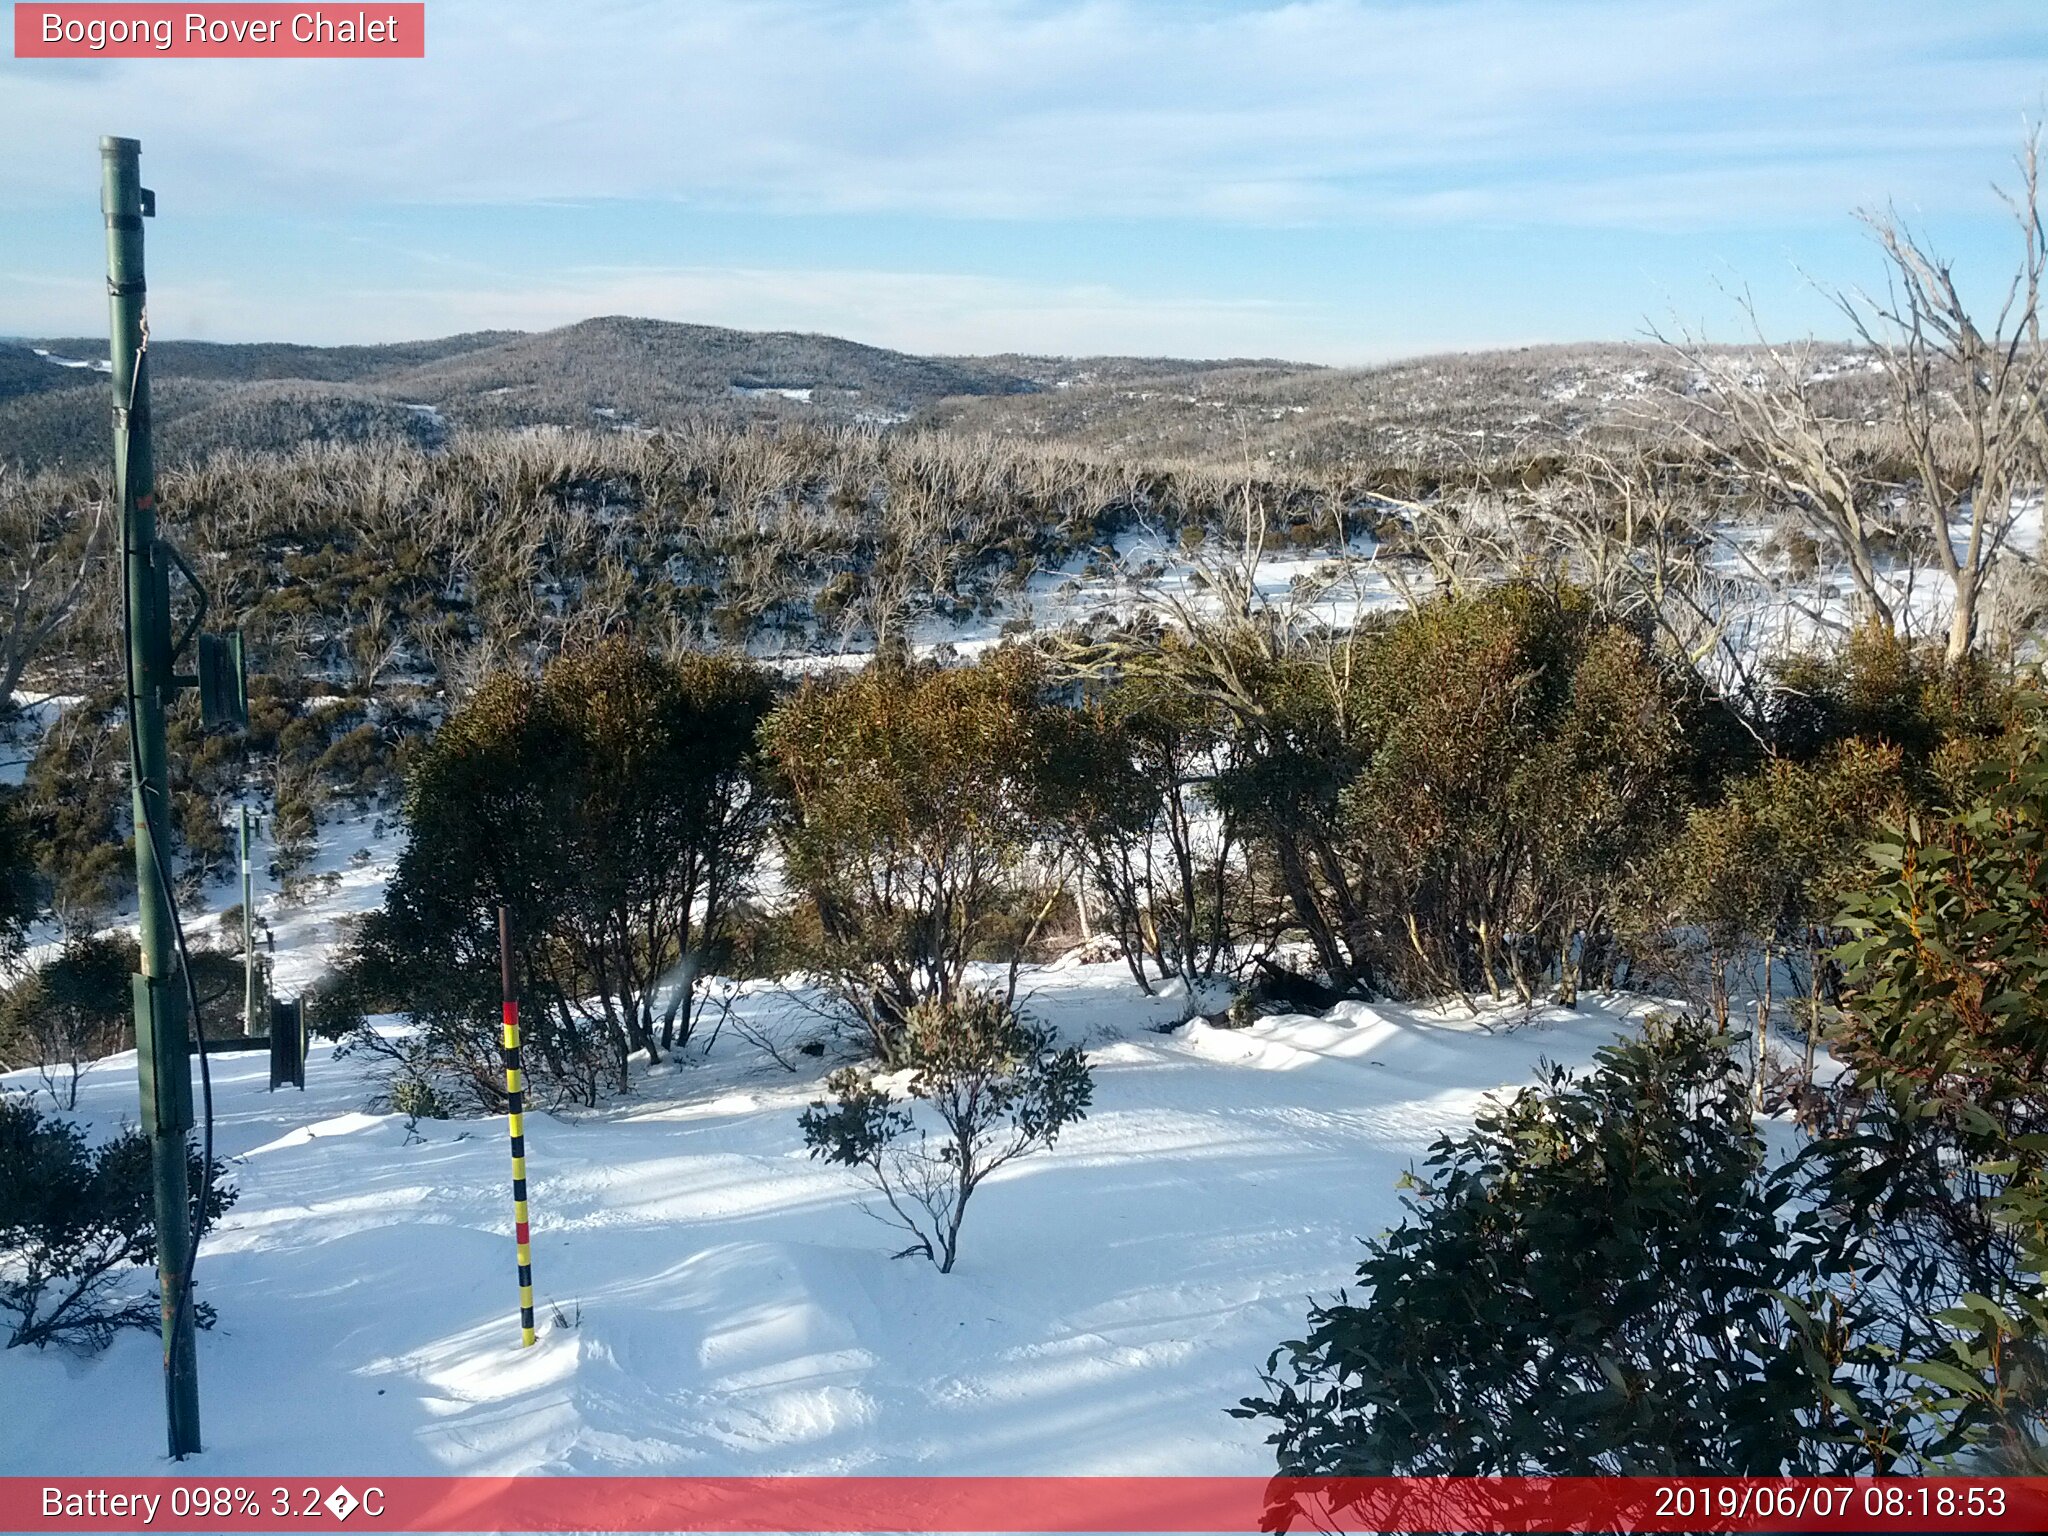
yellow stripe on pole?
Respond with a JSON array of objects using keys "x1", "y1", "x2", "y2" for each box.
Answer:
[{"x1": 499, "y1": 905, "x2": 537, "y2": 1350}]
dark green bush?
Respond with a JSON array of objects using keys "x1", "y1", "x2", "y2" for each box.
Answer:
[
  {"x1": 1236, "y1": 1016, "x2": 1889, "y2": 1475},
  {"x1": 345, "y1": 638, "x2": 774, "y2": 1107},
  {"x1": 0, "y1": 1094, "x2": 236, "y2": 1351},
  {"x1": 1815, "y1": 715, "x2": 2048, "y2": 1467}
]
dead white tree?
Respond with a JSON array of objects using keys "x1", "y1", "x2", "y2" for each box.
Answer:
[
  {"x1": 1527, "y1": 448, "x2": 1815, "y2": 724},
  {"x1": 1662, "y1": 328, "x2": 1901, "y2": 636},
  {"x1": 0, "y1": 471, "x2": 106, "y2": 705},
  {"x1": 1846, "y1": 134, "x2": 2048, "y2": 662},
  {"x1": 1667, "y1": 131, "x2": 2048, "y2": 664}
]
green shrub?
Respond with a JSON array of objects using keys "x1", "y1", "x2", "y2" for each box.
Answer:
[
  {"x1": 1236, "y1": 1016, "x2": 1889, "y2": 1474},
  {"x1": 1818, "y1": 715, "x2": 2048, "y2": 1467},
  {"x1": 345, "y1": 638, "x2": 774, "y2": 1107},
  {"x1": 1216, "y1": 582, "x2": 1699, "y2": 1003},
  {"x1": 0, "y1": 787, "x2": 35, "y2": 961},
  {"x1": 0, "y1": 935, "x2": 139, "y2": 1109},
  {"x1": 0, "y1": 1094, "x2": 236, "y2": 1351},
  {"x1": 800, "y1": 991, "x2": 1092, "y2": 1273}
]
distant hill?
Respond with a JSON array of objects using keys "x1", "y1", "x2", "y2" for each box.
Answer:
[
  {"x1": 923, "y1": 340, "x2": 1905, "y2": 472},
  {"x1": 23, "y1": 331, "x2": 520, "y2": 385},
  {"x1": 1, "y1": 316, "x2": 1076, "y2": 469},
  {"x1": 0, "y1": 319, "x2": 1880, "y2": 475},
  {"x1": 367, "y1": 316, "x2": 1051, "y2": 430},
  {"x1": 0, "y1": 342, "x2": 100, "y2": 404},
  {"x1": 0, "y1": 373, "x2": 448, "y2": 471}
]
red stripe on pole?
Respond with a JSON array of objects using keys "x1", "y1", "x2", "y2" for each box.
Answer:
[
  {"x1": 515, "y1": 1221, "x2": 530, "y2": 1243},
  {"x1": 5, "y1": 1477, "x2": 2046, "y2": 1532}
]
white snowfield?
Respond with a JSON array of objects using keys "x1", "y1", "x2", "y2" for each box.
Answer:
[{"x1": 0, "y1": 963, "x2": 1652, "y2": 1477}]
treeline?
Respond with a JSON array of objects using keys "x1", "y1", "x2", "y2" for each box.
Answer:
[
  {"x1": 315, "y1": 585, "x2": 2025, "y2": 1120},
  {"x1": 1, "y1": 423, "x2": 1309, "y2": 922}
]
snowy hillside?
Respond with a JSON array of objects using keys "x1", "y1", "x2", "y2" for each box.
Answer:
[{"x1": 0, "y1": 951, "x2": 1649, "y2": 1475}]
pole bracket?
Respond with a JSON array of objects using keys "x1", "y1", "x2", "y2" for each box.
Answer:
[{"x1": 133, "y1": 973, "x2": 194, "y2": 1136}]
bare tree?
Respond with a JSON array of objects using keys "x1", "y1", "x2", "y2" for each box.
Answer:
[
  {"x1": 1847, "y1": 134, "x2": 2048, "y2": 662},
  {"x1": 1667, "y1": 131, "x2": 2048, "y2": 664},
  {"x1": 0, "y1": 470, "x2": 106, "y2": 705},
  {"x1": 1529, "y1": 448, "x2": 1808, "y2": 724},
  {"x1": 1663, "y1": 328, "x2": 1901, "y2": 636}
]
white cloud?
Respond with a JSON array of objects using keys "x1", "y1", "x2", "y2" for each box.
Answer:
[{"x1": 0, "y1": 0, "x2": 2041, "y2": 228}]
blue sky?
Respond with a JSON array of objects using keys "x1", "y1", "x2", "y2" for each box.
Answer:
[{"x1": 3, "y1": 0, "x2": 2046, "y2": 362}]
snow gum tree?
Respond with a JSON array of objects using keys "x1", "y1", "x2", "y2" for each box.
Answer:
[
  {"x1": 1673, "y1": 133, "x2": 2048, "y2": 666},
  {"x1": 1034, "y1": 672, "x2": 1238, "y2": 1001},
  {"x1": 1213, "y1": 582, "x2": 1697, "y2": 1005},
  {"x1": 766, "y1": 651, "x2": 1050, "y2": 1058},
  {"x1": 345, "y1": 638, "x2": 774, "y2": 1106}
]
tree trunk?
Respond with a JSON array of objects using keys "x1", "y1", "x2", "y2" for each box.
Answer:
[
  {"x1": 1753, "y1": 943, "x2": 1773, "y2": 1114},
  {"x1": 1946, "y1": 567, "x2": 1978, "y2": 667},
  {"x1": 1802, "y1": 930, "x2": 1821, "y2": 1088}
]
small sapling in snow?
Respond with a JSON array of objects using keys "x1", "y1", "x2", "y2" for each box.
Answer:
[{"x1": 799, "y1": 990, "x2": 1092, "y2": 1273}]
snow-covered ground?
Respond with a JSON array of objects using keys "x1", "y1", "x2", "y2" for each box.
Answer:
[
  {"x1": 0, "y1": 948, "x2": 1653, "y2": 1476},
  {"x1": 30, "y1": 346, "x2": 111, "y2": 375},
  {"x1": 739, "y1": 492, "x2": 2047, "y2": 678}
]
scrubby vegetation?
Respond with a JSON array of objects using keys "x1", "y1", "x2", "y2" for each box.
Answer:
[
  {"x1": 1241, "y1": 717, "x2": 2048, "y2": 1477},
  {"x1": 0, "y1": 1093, "x2": 234, "y2": 1351}
]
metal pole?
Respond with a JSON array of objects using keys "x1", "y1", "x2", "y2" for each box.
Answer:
[
  {"x1": 241, "y1": 805, "x2": 255, "y2": 1037},
  {"x1": 105, "y1": 134, "x2": 202, "y2": 1459},
  {"x1": 499, "y1": 905, "x2": 537, "y2": 1347}
]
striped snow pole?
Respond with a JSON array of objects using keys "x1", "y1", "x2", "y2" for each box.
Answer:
[{"x1": 499, "y1": 905, "x2": 537, "y2": 1348}]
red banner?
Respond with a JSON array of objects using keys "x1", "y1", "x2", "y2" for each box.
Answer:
[
  {"x1": 4, "y1": 1476, "x2": 2047, "y2": 1533},
  {"x1": 13, "y1": 5, "x2": 425, "y2": 58}
]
